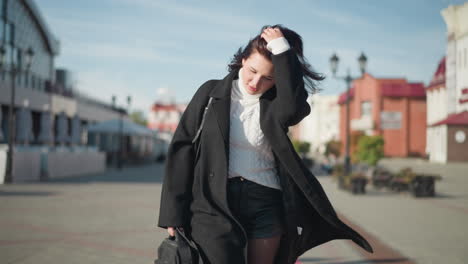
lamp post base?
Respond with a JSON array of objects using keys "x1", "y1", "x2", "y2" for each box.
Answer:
[{"x1": 344, "y1": 155, "x2": 351, "y2": 175}]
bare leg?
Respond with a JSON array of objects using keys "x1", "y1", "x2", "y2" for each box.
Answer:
[{"x1": 247, "y1": 235, "x2": 282, "y2": 264}]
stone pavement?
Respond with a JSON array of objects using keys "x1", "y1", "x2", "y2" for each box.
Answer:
[
  {"x1": 0, "y1": 160, "x2": 467, "y2": 263},
  {"x1": 322, "y1": 157, "x2": 468, "y2": 264}
]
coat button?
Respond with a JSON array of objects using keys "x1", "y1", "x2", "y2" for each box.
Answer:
[{"x1": 209, "y1": 172, "x2": 214, "y2": 177}]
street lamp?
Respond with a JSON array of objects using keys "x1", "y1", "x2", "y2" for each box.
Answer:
[
  {"x1": 112, "y1": 95, "x2": 131, "y2": 170},
  {"x1": 329, "y1": 52, "x2": 367, "y2": 175},
  {"x1": 1, "y1": 46, "x2": 35, "y2": 183},
  {"x1": 123, "y1": 96, "x2": 131, "y2": 168}
]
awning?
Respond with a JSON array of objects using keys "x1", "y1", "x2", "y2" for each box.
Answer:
[
  {"x1": 87, "y1": 119, "x2": 154, "y2": 137},
  {"x1": 431, "y1": 111, "x2": 468, "y2": 126}
]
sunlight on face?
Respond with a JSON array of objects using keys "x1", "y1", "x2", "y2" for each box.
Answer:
[{"x1": 241, "y1": 51, "x2": 275, "y2": 95}]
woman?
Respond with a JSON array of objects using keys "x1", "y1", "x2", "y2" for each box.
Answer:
[{"x1": 158, "y1": 25, "x2": 373, "y2": 264}]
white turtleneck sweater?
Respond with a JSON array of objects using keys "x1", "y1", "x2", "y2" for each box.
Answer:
[{"x1": 227, "y1": 37, "x2": 290, "y2": 190}]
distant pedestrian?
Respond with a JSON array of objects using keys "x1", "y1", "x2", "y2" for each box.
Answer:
[{"x1": 158, "y1": 24, "x2": 373, "y2": 264}]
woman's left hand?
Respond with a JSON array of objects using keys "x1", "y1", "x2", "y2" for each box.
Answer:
[{"x1": 261, "y1": 27, "x2": 284, "y2": 43}]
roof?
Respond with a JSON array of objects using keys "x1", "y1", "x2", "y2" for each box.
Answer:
[
  {"x1": 87, "y1": 119, "x2": 155, "y2": 136},
  {"x1": 338, "y1": 78, "x2": 426, "y2": 105},
  {"x1": 427, "y1": 57, "x2": 446, "y2": 90},
  {"x1": 23, "y1": 0, "x2": 60, "y2": 55},
  {"x1": 152, "y1": 103, "x2": 181, "y2": 111},
  {"x1": 381, "y1": 82, "x2": 426, "y2": 98},
  {"x1": 431, "y1": 111, "x2": 468, "y2": 126},
  {"x1": 337, "y1": 87, "x2": 355, "y2": 104}
]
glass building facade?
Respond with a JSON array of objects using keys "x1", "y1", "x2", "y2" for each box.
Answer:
[
  {"x1": 1, "y1": 0, "x2": 58, "y2": 91},
  {"x1": 0, "y1": 0, "x2": 122, "y2": 146}
]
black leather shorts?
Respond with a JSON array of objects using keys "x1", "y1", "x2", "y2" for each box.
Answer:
[{"x1": 227, "y1": 176, "x2": 285, "y2": 239}]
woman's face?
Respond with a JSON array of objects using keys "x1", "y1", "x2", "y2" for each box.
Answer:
[{"x1": 241, "y1": 51, "x2": 275, "y2": 95}]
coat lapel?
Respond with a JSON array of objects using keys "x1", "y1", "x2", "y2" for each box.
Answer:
[
  {"x1": 210, "y1": 98, "x2": 231, "y2": 146},
  {"x1": 208, "y1": 70, "x2": 236, "y2": 150}
]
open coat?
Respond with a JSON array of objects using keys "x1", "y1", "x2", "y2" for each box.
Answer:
[{"x1": 158, "y1": 49, "x2": 373, "y2": 264}]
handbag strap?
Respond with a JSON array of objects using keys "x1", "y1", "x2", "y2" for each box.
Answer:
[
  {"x1": 181, "y1": 97, "x2": 212, "y2": 264},
  {"x1": 192, "y1": 97, "x2": 214, "y2": 145},
  {"x1": 176, "y1": 228, "x2": 198, "y2": 250},
  {"x1": 176, "y1": 228, "x2": 202, "y2": 264}
]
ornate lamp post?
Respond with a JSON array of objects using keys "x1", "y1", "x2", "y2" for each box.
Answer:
[
  {"x1": 1, "y1": 46, "x2": 34, "y2": 183},
  {"x1": 329, "y1": 52, "x2": 367, "y2": 175},
  {"x1": 112, "y1": 95, "x2": 131, "y2": 170},
  {"x1": 118, "y1": 95, "x2": 131, "y2": 170}
]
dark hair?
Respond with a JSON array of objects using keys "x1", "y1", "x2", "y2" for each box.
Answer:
[{"x1": 228, "y1": 24, "x2": 324, "y2": 94}]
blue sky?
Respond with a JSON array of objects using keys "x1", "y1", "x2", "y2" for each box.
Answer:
[{"x1": 38, "y1": 0, "x2": 467, "y2": 115}]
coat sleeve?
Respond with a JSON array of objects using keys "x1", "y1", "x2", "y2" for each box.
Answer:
[
  {"x1": 157, "y1": 80, "x2": 214, "y2": 228},
  {"x1": 271, "y1": 49, "x2": 311, "y2": 128}
]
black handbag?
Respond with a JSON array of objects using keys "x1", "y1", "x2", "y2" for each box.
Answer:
[
  {"x1": 155, "y1": 228, "x2": 202, "y2": 264},
  {"x1": 155, "y1": 97, "x2": 214, "y2": 264}
]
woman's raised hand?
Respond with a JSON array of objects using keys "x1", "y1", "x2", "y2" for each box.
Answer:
[
  {"x1": 168, "y1": 227, "x2": 175, "y2": 236},
  {"x1": 261, "y1": 26, "x2": 284, "y2": 43},
  {"x1": 167, "y1": 227, "x2": 183, "y2": 237}
]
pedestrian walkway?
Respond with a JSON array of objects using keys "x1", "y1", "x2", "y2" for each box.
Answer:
[
  {"x1": 1, "y1": 162, "x2": 466, "y2": 263},
  {"x1": 317, "y1": 169, "x2": 468, "y2": 264},
  {"x1": 379, "y1": 157, "x2": 468, "y2": 177}
]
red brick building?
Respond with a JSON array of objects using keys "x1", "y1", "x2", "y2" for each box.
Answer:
[
  {"x1": 338, "y1": 73, "x2": 427, "y2": 157},
  {"x1": 147, "y1": 103, "x2": 186, "y2": 133}
]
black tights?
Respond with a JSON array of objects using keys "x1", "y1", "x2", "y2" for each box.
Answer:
[{"x1": 247, "y1": 235, "x2": 281, "y2": 264}]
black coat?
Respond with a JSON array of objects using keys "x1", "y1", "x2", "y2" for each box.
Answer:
[{"x1": 158, "y1": 49, "x2": 373, "y2": 264}]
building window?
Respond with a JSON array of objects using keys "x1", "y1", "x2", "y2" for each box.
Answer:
[
  {"x1": 24, "y1": 72, "x2": 29, "y2": 88},
  {"x1": 11, "y1": 46, "x2": 16, "y2": 65},
  {"x1": 4, "y1": 23, "x2": 8, "y2": 43},
  {"x1": 0, "y1": 0, "x2": 4, "y2": 19},
  {"x1": 13, "y1": 47, "x2": 21, "y2": 68},
  {"x1": 0, "y1": 20, "x2": 3, "y2": 42},
  {"x1": 4, "y1": 44, "x2": 11, "y2": 64},
  {"x1": 30, "y1": 74, "x2": 35, "y2": 90},
  {"x1": 36, "y1": 76, "x2": 41, "y2": 91},
  {"x1": 361, "y1": 101, "x2": 372, "y2": 117},
  {"x1": 31, "y1": 74, "x2": 35, "y2": 89},
  {"x1": 17, "y1": 71, "x2": 21, "y2": 86},
  {"x1": 5, "y1": 22, "x2": 13, "y2": 44},
  {"x1": 37, "y1": 76, "x2": 42, "y2": 91},
  {"x1": 460, "y1": 51, "x2": 463, "y2": 69},
  {"x1": 465, "y1": 48, "x2": 467, "y2": 68}
]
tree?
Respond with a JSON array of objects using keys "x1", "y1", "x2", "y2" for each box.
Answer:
[
  {"x1": 292, "y1": 140, "x2": 311, "y2": 158},
  {"x1": 130, "y1": 111, "x2": 148, "y2": 127},
  {"x1": 325, "y1": 140, "x2": 341, "y2": 157},
  {"x1": 350, "y1": 131, "x2": 365, "y2": 163},
  {"x1": 355, "y1": 135, "x2": 384, "y2": 166}
]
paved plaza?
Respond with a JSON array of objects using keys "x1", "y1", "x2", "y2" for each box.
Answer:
[{"x1": 1, "y1": 160, "x2": 467, "y2": 263}]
